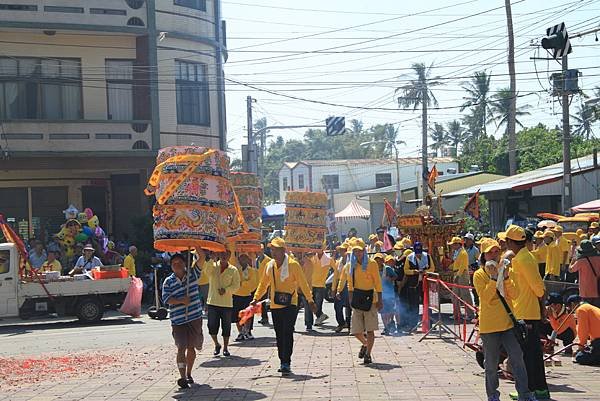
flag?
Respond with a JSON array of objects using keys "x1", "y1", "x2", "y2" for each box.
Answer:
[
  {"x1": 427, "y1": 164, "x2": 439, "y2": 192},
  {"x1": 0, "y1": 214, "x2": 28, "y2": 277},
  {"x1": 382, "y1": 199, "x2": 397, "y2": 227},
  {"x1": 382, "y1": 230, "x2": 394, "y2": 252},
  {"x1": 464, "y1": 190, "x2": 481, "y2": 221}
]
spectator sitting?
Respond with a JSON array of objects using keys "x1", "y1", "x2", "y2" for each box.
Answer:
[
  {"x1": 28, "y1": 240, "x2": 47, "y2": 270},
  {"x1": 567, "y1": 295, "x2": 600, "y2": 366},
  {"x1": 41, "y1": 250, "x2": 62, "y2": 273},
  {"x1": 543, "y1": 293, "x2": 577, "y2": 354},
  {"x1": 123, "y1": 245, "x2": 138, "y2": 277},
  {"x1": 70, "y1": 244, "x2": 103, "y2": 275}
]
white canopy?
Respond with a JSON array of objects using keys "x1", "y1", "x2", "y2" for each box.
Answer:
[{"x1": 335, "y1": 199, "x2": 370, "y2": 221}]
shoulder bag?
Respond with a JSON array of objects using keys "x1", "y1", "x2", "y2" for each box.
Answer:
[
  {"x1": 350, "y1": 265, "x2": 374, "y2": 311},
  {"x1": 496, "y1": 289, "x2": 528, "y2": 347},
  {"x1": 271, "y1": 265, "x2": 293, "y2": 306}
]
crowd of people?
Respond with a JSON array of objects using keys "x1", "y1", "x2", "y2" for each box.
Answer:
[{"x1": 158, "y1": 221, "x2": 600, "y2": 400}]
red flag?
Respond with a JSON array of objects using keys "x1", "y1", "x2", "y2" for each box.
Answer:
[
  {"x1": 382, "y1": 230, "x2": 393, "y2": 252},
  {"x1": 382, "y1": 199, "x2": 397, "y2": 227},
  {"x1": 464, "y1": 190, "x2": 481, "y2": 221},
  {"x1": 427, "y1": 164, "x2": 439, "y2": 192},
  {"x1": 0, "y1": 214, "x2": 28, "y2": 277}
]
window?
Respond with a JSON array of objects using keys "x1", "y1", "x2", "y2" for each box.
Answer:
[
  {"x1": 106, "y1": 60, "x2": 133, "y2": 120},
  {"x1": 175, "y1": 60, "x2": 209, "y2": 126},
  {"x1": 322, "y1": 175, "x2": 339, "y2": 190},
  {"x1": 90, "y1": 8, "x2": 126, "y2": 15},
  {"x1": 298, "y1": 174, "x2": 304, "y2": 190},
  {"x1": 375, "y1": 173, "x2": 392, "y2": 188},
  {"x1": 126, "y1": 17, "x2": 145, "y2": 26},
  {"x1": 44, "y1": 6, "x2": 84, "y2": 13},
  {"x1": 282, "y1": 177, "x2": 288, "y2": 191},
  {"x1": 0, "y1": 4, "x2": 37, "y2": 11},
  {"x1": 125, "y1": 0, "x2": 144, "y2": 9},
  {"x1": 0, "y1": 57, "x2": 82, "y2": 120},
  {"x1": 95, "y1": 133, "x2": 131, "y2": 139},
  {"x1": 174, "y1": 0, "x2": 206, "y2": 11}
]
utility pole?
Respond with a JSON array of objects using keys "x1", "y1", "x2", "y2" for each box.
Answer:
[
  {"x1": 561, "y1": 54, "x2": 572, "y2": 212},
  {"x1": 246, "y1": 96, "x2": 256, "y2": 174},
  {"x1": 421, "y1": 101, "x2": 428, "y2": 206},
  {"x1": 393, "y1": 145, "x2": 403, "y2": 214},
  {"x1": 505, "y1": 0, "x2": 517, "y2": 176}
]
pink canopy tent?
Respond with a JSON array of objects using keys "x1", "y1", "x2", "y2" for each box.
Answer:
[
  {"x1": 335, "y1": 199, "x2": 370, "y2": 221},
  {"x1": 572, "y1": 199, "x2": 600, "y2": 212}
]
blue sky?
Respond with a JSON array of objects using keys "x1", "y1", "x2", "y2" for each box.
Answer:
[{"x1": 221, "y1": 0, "x2": 600, "y2": 159}]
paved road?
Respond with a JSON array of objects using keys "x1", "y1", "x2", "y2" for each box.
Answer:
[{"x1": 0, "y1": 303, "x2": 598, "y2": 401}]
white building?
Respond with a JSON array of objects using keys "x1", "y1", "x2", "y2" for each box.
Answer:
[{"x1": 278, "y1": 158, "x2": 458, "y2": 202}]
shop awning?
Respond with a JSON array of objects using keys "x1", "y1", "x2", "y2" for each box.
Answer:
[
  {"x1": 572, "y1": 199, "x2": 600, "y2": 212},
  {"x1": 335, "y1": 199, "x2": 370, "y2": 221},
  {"x1": 262, "y1": 203, "x2": 285, "y2": 219}
]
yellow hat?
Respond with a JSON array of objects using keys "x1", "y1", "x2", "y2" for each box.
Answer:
[
  {"x1": 403, "y1": 249, "x2": 413, "y2": 257},
  {"x1": 368, "y1": 233, "x2": 378, "y2": 241},
  {"x1": 375, "y1": 240, "x2": 383, "y2": 247},
  {"x1": 543, "y1": 230, "x2": 555, "y2": 239},
  {"x1": 552, "y1": 225, "x2": 563, "y2": 233},
  {"x1": 373, "y1": 253, "x2": 385, "y2": 260},
  {"x1": 350, "y1": 238, "x2": 366, "y2": 251},
  {"x1": 590, "y1": 222, "x2": 599, "y2": 229},
  {"x1": 476, "y1": 236, "x2": 491, "y2": 245},
  {"x1": 506, "y1": 225, "x2": 526, "y2": 241},
  {"x1": 384, "y1": 255, "x2": 395, "y2": 263},
  {"x1": 576, "y1": 228, "x2": 584, "y2": 236},
  {"x1": 534, "y1": 230, "x2": 544, "y2": 239},
  {"x1": 447, "y1": 236, "x2": 463, "y2": 246},
  {"x1": 497, "y1": 232, "x2": 507, "y2": 241},
  {"x1": 393, "y1": 241, "x2": 404, "y2": 250},
  {"x1": 481, "y1": 239, "x2": 501, "y2": 254},
  {"x1": 269, "y1": 237, "x2": 286, "y2": 248},
  {"x1": 402, "y1": 238, "x2": 413, "y2": 247},
  {"x1": 336, "y1": 242, "x2": 348, "y2": 250}
]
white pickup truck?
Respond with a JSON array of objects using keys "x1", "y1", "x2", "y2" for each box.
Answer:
[{"x1": 0, "y1": 243, "x2": 131, "y2": 323}]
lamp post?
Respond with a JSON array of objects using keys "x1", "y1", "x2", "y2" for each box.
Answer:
[{"x1": 360, "y1": 139, "x2": 405, "y2": 214}]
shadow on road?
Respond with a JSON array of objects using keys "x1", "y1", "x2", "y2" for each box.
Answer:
[
  {"x1": 229, "y1": 337, "x2": 277, "y2": 348},
  {"x1": 363, "y1": 362, "x2": 400, "y2": 371},
  {"x1": 0, "y1": 317, "x2": 144, "y2": 335},
  {"x1": 173, "y1": 385, "x2": 267, "y2": 400},
  {"x1": 199, "y1": 355, "x2": 263, "y2": 368}
]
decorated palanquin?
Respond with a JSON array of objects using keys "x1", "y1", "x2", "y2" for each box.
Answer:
[
  {"x1": 284, "y1": 191, "x2": 328, "y2": 253},
  {"x1": 230, "y1": 172, "x2": 263, "y2": 252},
  {"x1": 145, "y1": 146, "x2": 247, "y2": 253}
]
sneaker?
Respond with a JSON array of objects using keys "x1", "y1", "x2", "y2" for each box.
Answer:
[
  {"x1": 358, "y1": 345, "x2": 367, "y2": 359},
  {"x1": 177, "y1": 378, "x2": 190, "y2": 389},
  {"x1": 213, "y1": 344, "x2": 221, "y2": 356},
  {"x1": 223, "y1": 350, "x2": 231, "y2": 357},
  {"x1": 334, "y1": 325, "x2": 344, "y2": 333},
  {"x1": 487, "y1": 395, "x2": 500, "y2": 401},
  {"x1": 186, "y1": 376, "x2": 194, "y2": 384},
  {"x1": 280, "y1": 363, "x2": 291, "y2": 376},
  {"x1": 534, "y1": 389, "x2": 549, "y2": 400},
  {"x1": 315, "y1": 313, "x2": 329, "y2": 325},
  {"x1": 235, "y1": 333, "x2": 245, "y2": 342},
  {"x1": 363, "y1": 354, "x2": 372, "y2": 364},
  {"x1": 246, "y1": 333, "x2": 254, "y2": 340},
  {"x1": 381, "y1": 329, "x2": 389, "y2": 336}
]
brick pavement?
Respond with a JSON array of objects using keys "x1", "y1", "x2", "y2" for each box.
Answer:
[{"x1": 1, "y1": 306, "x2": 599, "y2": 401}]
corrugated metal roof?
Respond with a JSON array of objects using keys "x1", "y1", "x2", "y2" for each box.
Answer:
[
  {"x1": 281, "y1": 157, "x2": 454, "y2": 168},
  {"x1": 444, "y1": 154, "x2": 598, "y2": 197}
]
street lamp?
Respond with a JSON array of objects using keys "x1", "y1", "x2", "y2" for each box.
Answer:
[{"x1": 360, "y1": 139, "x2": 405, "y2": 214}]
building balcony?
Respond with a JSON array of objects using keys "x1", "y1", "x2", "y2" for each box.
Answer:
[
  {"x1": 0, "y1": 120, "x2": 153, "y2": 153},
  {"x1": 0, "y1": 0, "x2": 148, "y2": 33}
]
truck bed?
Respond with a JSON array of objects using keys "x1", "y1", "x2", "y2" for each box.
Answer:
[{"x1": 19, "y1": 278, "x2": 131, "y2": 298}]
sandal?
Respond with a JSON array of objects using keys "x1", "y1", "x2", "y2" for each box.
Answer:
[
  {"x1": 223, "y1": 349, "x2": 231, "y2": 357},
  {"x1": 214, "y1": 344, "x2": 222, "y2": 356},
  {"x1": 177, "y1": 378, "x2": 190, "y2": 389}
]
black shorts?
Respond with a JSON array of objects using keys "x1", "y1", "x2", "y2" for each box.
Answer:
[
  {"x1": 207, "y1": 305, "x2": 233, "y2": 337},
  {"x1": 232, "y1": 295, "x2": 253, "y2": 323}
]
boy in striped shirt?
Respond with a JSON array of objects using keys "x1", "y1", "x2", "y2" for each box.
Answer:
[{"x1": 162, "y1": 253, "x2": 203, "y2": 389}]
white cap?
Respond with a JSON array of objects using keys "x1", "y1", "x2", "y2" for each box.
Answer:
[
  {"x1": 592, "y1": 235, "x2": 600, "y2": 244},
  {"x1": 463, "y1": 233, "x2": 475, "y2": 241}
]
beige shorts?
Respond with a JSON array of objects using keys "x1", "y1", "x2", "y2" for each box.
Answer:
[{"x1": 351, "y1": 305, "x2": 379, "y2": 334}]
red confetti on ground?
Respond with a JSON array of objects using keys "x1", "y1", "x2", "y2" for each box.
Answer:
[{"x1": 0, "y1": 353, "x2": 122, "y2": 389}]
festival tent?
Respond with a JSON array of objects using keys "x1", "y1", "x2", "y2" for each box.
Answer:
[
  {"x1": 262, "y1": 203, "x2": 285, "y2": 228},
  {"x1": 572, "y1": 199, "x2": 600, "y2": 213},
  {"x1": 335, "y1": 199, "x2": 370, "y2": 221}
]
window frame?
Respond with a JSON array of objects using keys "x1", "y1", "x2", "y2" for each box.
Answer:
[
  {"x1": 105, "y1": 59, "x2": 135, "y2": 121},
  {"x1": 322, "y1": 174, "x2": 339, "y2": 190},
  {"x1": 298, "y1": 174, "x2": 304, "y2": 190},
  {"x1": 375, "y1": 173, "x2": 392, "y2": 188},
  {"x1": 175, "y1": 60, "x2": 210, "y2": 126},
  {"x1": 282, "y1": 177, "x2": 288, "y2": 192},
  {"x1": 0, "y1": 56, "x2": 83, "y2": 120},
  {"x1": 173, "y1": 0, "x2": 206, "y2": 11}
]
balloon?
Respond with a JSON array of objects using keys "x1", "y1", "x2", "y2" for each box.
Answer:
[
  {"x1": 88, "y1": 215, "x2": 99, "y2": 229},
  {"x1": 77, "y1": 212, "x2": 88, "y2": 224},
  {"x1": 84, "y1": 208, "x2": 94, "y2": 220},
  {"x1": 94, "y1": 226, "x2": 105, "y2": 238},
  {"x1": 82, "y1": 226, "x2": 93, "y2": 237},
  {"x1": 75, "y1": 233, "x2": 88, "y2": 242},
  {"x1": 63, "y1": 204, "x2": 79, "y2": 220},
  {"x1": 63, "y1": 236, "x2": 75, "y2": 247}
]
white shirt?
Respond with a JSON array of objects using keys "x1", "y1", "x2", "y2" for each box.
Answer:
[{"x1": 75, "y1": 256, "x2": 103, "y2": 272}]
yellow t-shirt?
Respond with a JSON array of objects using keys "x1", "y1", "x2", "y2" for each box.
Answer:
[
  {"x1": 473, "y1": 267, "x2": 518, "y2": 334},
  {"x1": 123, "y1": 254, "x2": 136, "y2": 276},
  {"x1": 234, "y1": 266, "x2": 258, "y2": 297},
  {"x1": 451, "y1": 248, "x2": 469, "y2": 276},
  {"x1": 196, "y1": 259, "x2": 211, "y2": 286},
  {"x1": 346, "y1": 259, "x2": 383, "y2": 304},
  {"x1": 532, "y1": 244, "x2": 547, "y2": 263},
  {"x1": 545, "y1": 241, "x2": 562, "y2": 276},
  {"x1": 253, "y1": 255, "x2": 313, "y2": 309},
  {"x1": 41, "y1": 259, "x2": 62, "y2": 273},
  {"x1": 311, "y1": 253, "x2": 334, "y2": 288},
  {"x1": 336, "y1": 262, "x2": 350, "y2": 293},
  {"x1": 558, "y1": 236, "x2": 571, "y2": 263},
  {"x1": 510, "y1": 248, "x2": 545, "y2": 320},
  {"x1": 257, "y1": 254, "x2": 272, "y2": 281},
  {"x1": 204, "y1": 262, "x2": 241, "y2": 308}
]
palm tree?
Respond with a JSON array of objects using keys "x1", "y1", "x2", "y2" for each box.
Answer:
[
  {"x1": 488, "y1": 88, "x2": 531, "y2": 134},
  {"x1": 571, "y1": 102, "x2": 597, "y2": 139},
  {"x1": 460, "y1": 71, "x2": 492, "y2": 136},
  {"x1": 396, "y1": 62, "x2": 442, "y2": 203},
  {"x1": 446, "y1": 120, "x2": 466, "y2": 157},
  {"x1": 429, "y1": 123, "x2": 448, "y2": 157}
]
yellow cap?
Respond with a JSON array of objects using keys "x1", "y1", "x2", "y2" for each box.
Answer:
[
  {"x1": 481, "y1": 239, "x2": 501, "y2": 254},
  {"x1": 534, "y1": 230, "x2": 544, "y2": 239},
  {"x1": 373, "y1": 253, "x2": 385, "y2": 260},
  {"x1": 590, "y1": 221, "x2": 599, "y2": 229},
  {"x1": 350, "y1": 238, "x2": 366, "y2": 251},
  {"x1": 576, "y1": 228, "x2": 584, "y2": 236},
  {"x1": 447, "y1": 236, "x2": 463, "y2": 246},
  {"x1": 476, "y1": 236, "x2": 491, "y2": 245},
  {"x1": 403, "y1": 249, "x2": 413, "y2": 257},
  {"x1": 384, "y1": 255, "x2": 395, "y2": 263},
  {"x1": 552, "y1": 225, "x2": 563, "y2": 233},
  {"x1": 496, "y1": 232, "x2": 507, "y2": 241},
  {"x1": 375, "y1": 240, "x2": 383, "y2": 247},
  {"x1": 336, "y1": 242, "x2": 348, "y2": 250},
  {"x1": 368, "y1": 234, "x2": 378, "y2": 241},
  {"x1": 506, "y1": 225, "x2": 526, "y2": 241},
  {"x1": 543, "y1": 230, "x2": 555, "y2": 239},
  {"x1": 269, "y1": 237, "x2": 286, "y2": 248}
]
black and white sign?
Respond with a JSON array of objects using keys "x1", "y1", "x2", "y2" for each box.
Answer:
[
  {"x1": 544, "y1": 22, "x2": 572, "y2": 60},
  {"x1": 326, "y1": 117, "x2": 345, "y2": 136}
]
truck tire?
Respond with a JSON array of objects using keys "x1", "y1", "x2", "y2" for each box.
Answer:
[{"x1": 76, "y1": 297, "x2": 104, "y2": 323}]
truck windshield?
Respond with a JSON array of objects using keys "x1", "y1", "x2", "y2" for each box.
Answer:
[{"x1": 0, "y1": 250, "x2": 9, "y2": 274}]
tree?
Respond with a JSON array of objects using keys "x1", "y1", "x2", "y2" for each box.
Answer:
[
  {"x1": 460, "y1": 71, "x2": 493, "y2": 136},
  {"x1": 571, "y1": 102, "x2": 598, "y2": 139},
  {"x1": 396, "y1": 62, "x2": 442, "y2": 203},
  {"x1": 446, "y1": 120, "x2": 466, "y2": 157},
  {"x1": 488, "y1": 88, "x2": 531, "y2": 134},
  {"x1": 429, "y1": 123, "x2": 448, "y2": 157}
]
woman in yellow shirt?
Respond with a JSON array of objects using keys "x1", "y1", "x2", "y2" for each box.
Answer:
[
  {"x1": 473, "y1": 239, "x2": 534, "y2": 401},
  {"x1": 233, "y1": 253, "x2": 258, "y2": 341}
]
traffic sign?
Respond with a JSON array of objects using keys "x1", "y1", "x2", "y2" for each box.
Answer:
[
  {"x1": 326, "y1": 117, "x2": 345, "y2": 136},
  {"x1": 542, "y1": 22, "x2": 572, "y2": 60}
]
